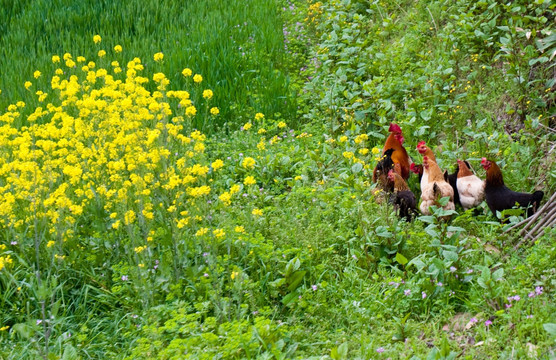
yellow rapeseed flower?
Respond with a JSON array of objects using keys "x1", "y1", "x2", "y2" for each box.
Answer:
[
  {"x1": 93, "y1": 34, "x2": 102, "y2": 44},
  {"x1": 182, "y1": 68, "x2": 192, "y2": 77},
  {"x1": 277, "y1": 121, "x2": 286, "y2": 128},
  {"x1": 241, "y1": 157, "x2": 256, "y2": 169},
  {"x1": 252, "y1": 208, "x2": 263, "y2": 216},
  {"x1": 24, "y1": 81, "x2": 32, "y2": 90},
  {"x1": 154, "y1": 52, "x2": 164, "y2": 62},
  {"x1": 134, "y1": 246, "x2": 146, "y2": 254},
  {"x1": 185, "y1": 106, "x2": 197, "y2": 117},
  {"x1": 255, "y1": 113, "x2": 264, "y2": 121},
  {"x1": 98, "y1": 50, "x2": 106, "y2": 58},
  {"x1": 33, "y1": 70, "x2": 41, "y2": 79},
  {"x1": 193, "y1": 74, "x2": 203, "y2": 83},
  {"x1": 52, "y1": 55, "x2": 60, "y2": 63},
  {"x1": 189, "y1": 164, "x2": 209, "y2": 176},
  {"x1": 202, "y1": 89, "x2": 213, "y2": 99},
  {"x1": 371, "y1": 147, "x2": 380, "y2": 155},
  {"x1": 211, "y1": 159, "x2": 224, "y2": 170},
  {"x1": 196, "y1": 228, "x2": 209, "y2": 236},
  {"x1": 257, "y1": 128, "x2": 266, "y2": 134},
  {"x1": 47, "y1": 241, "x2": 55, "y2": 248},
  {"x1": 114, "y1": 45, "x2": 122, "y2": 53},
  {"x1": 354, "y1": 134, "x2": 368, "y2": 144},
  {"x1": 187, "y1": 185, "x2": 211, "y2": 197},
  {"x1": 359, "y1": 148, "x2": 369, "y2": 155},
  {"x1": 176, "y1": 218, "x2": 189, "y2": 228},
  {"x1": 244, "y1": 176, "x2": 256, "y2": 185},
  {"x1": 230, "y1": 184, "x2": 240, "y2": 194},
  {"x1": 213, "y1": 228, "x2": 225, "y2": 238},
  {"x1": 243, "y1": 122, "x2": 252, "y2": 130},
  {"x1": 235, "y1": 226, "x2": 245, "y2": 233},
  {"x1": 124, "y1": 210, "x2": 136, "y2": 225},
  {"x1": 194, "y1": 142, "x2": 205, "y2": 153},
  {"x1": 339, "y1": 136, "x2": 348, "y2": 143},
  {"x1": 210, "y1": 107, "x2": 219, "y2": 115},
  {"x1": 0, "y1": 255, "x2": 13, "y2": 271},
  {"x1": 219, "y1": 192, "x2": 231, "y2": 206},
  {"x1": 343, "y1": 151, "x2": 354, "y2": 159}
]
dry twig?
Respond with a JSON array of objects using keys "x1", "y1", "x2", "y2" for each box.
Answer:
[{"x1": 509, "y1": 192, "x2": 556, "y2": 250}]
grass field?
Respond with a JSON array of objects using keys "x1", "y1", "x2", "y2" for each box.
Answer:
[
  {"x1": 0, "y1": 0, "x2": 297, "y2": 131},
  {"x1": 0, "y1": 0, "x2": 555, "y2": 359}
]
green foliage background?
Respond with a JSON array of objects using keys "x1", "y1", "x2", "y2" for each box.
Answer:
[{"x1": 0, "y1": 0, "x2": 555, "y2": 359}]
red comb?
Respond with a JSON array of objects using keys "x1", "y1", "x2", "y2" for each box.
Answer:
[
  {"x1": 417, "y1": 141, "x2": 426, "y2": 147},
  {"x1": 388, "y1": 123, "x2": 401, "y2": 133},
  {"x1": 481, "y1": 157, "x2": 487, "y2": 164}
]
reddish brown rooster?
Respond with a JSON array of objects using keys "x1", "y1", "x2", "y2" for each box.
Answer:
[{"x1": 373, "y1": 123, "x2": 410, "y2": 181}]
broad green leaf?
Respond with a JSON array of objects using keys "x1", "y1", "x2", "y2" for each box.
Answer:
[
  {"x1": 351, "y1": 162, "x2": 363, "y2": 174},
  {"x1": 395, "y1": 252, "x2": 408, "y2": 266},
  {"x1": 442, "y1": 250, "x2": 459, "y2": 263},
  {"x1": 492, "y1": 268, "x2": 504, "y2": 281},
  {"x1": 337, "y1": 342, "x2": 348, "y2": 359},
  {"x1": 287, "y1": 270, "x2": 306, "y2": 292},
  {"x1": 543, "y1": 323, "x2": 556, "y2": 336},
  {"x1": 281, "y1": 291, "x2": 299, "y2": 306},
  {"x1": 62, "y1": 344, "x2": 78, "y2": 360}
]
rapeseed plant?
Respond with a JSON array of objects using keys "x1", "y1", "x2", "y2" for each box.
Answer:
[{"x1": 0, "y1": 45, "x2": 252, "y2": 287}]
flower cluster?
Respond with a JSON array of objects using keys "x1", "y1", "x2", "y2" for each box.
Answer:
[{"x1": 0, "y1": 46, "x2": 245, "y2": 272}]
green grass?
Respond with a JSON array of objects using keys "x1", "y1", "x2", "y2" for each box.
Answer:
[
  {"x1": 0, "y1": 0, "x2": 556, "y2": 359},
  {"x1": 0, "y1": 0, "x2": 296, "y2": 132}
]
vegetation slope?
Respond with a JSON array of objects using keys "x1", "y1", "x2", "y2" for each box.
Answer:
[{"x1": 0, "y1": 0, "x2": 555, "y2": 359}]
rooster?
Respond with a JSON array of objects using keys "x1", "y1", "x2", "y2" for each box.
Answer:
[
  {"x1": 456, "y1": 159, "x2": 484, "y2": 210},
  {"x1": 372, "y1": 148, "x2": 396, "y2": 192},
  {"x1": 481, "y1": 158, "x2": 544, "y2": 218},
  {"x1": 388, "y1": 170, "x2": 417, "y2": 221},
  {"x1": 373, "y1": 123, "x2": 410, "y2": 181},
  {"x1": 416, "y1": 141, "x2": 437, "y2": 162},
  {"x1": 419, "y1": 156, "x2": 455, "y2": 216},
  {"x1": 416, "y1": 141, "x2": 437, "y2": 190}
]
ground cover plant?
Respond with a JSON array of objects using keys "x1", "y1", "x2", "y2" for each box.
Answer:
[{"x1": 0, "y1": 0, "x2": 555, "y2": 359}]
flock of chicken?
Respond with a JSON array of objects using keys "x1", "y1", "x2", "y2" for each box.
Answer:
[{"x1": 372, "y1": 123, "x2": 545, "y2": 221}]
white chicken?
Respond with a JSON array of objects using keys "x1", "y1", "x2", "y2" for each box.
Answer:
[{"x1": 456, "y1": 159, "x2": 485, "y2": 210}]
